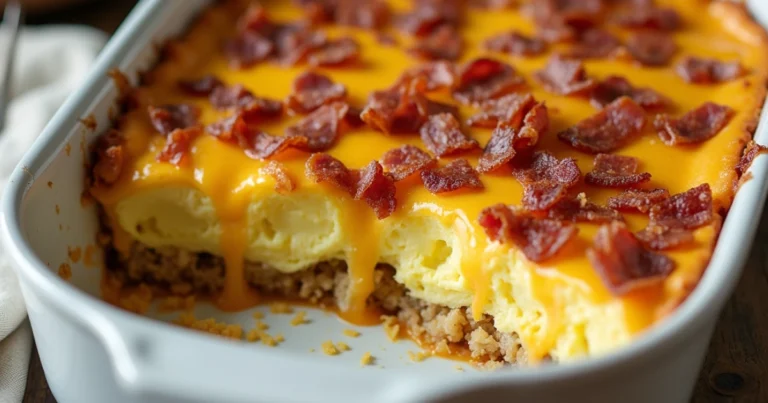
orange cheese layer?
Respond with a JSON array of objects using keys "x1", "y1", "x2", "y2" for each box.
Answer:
[{"x1": 91, "y1": 0, "x2": 768, "y2": 360}]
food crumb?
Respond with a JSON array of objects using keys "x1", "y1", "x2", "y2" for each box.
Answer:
[
  {"x1": 57, "y1": 263, "x2": 72, "y2": 280},
  {"x1": 47, "y1": 181, "x2": 53, "y2": 188},
  {"x1": 252, "y1": 311, "x2": 264, "y2": 319},
  {"x1": 455, "y1": 365, "x2": 464, "y2": 372},
  {"x1": 275, "y1": 333, "x2": 285, "y2": 343},
  {"x1": 118, "y1": 284, "x2": 153, "y2": 314},
  {"x1": 269, "y1": 302, "x2": 293, "y2": 314},
  {"x1": 321, "y1": 340, "x2": 339, "y2": 356},
  {"x1": 337, "y1": 342, "x2": 351, "y2": 351},
  {"x1": 381, "y1": 315, "x2": 400, "y2": 342},
  {"x1": 343, "y1": 329, "x2": 360, "y2": 338},
  {"x1": 246, "y1": 329, "x2": 260, "y2": 342},
  {"x1": 360, "y1": 352, "x2": 374, "y2": 366},
  {"x1": 434, "y1": 340, "x2": 451, "y2": 355},
  {"x1": 254, "y1": 320, "x2": 269, "y2": 331},
  {"x1": 309, "y1": 348, "x2": 315, "y2": 353},
  {"x1": 290, "y1": 311, "x2": 308, "y2": 326},
  {"x1": 175, "y1": 312, "x2": 243, "y2": 340},
  {"x1": 407, "y1": 351, "x2": 430, "y2": 362}
]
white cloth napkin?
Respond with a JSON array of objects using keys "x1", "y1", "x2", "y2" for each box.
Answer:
[{"x1": 0, "y1": 25, "x2": 106, "y2": 403}]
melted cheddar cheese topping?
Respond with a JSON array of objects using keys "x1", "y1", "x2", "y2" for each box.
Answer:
[{"x1": 90, "y1": 0, "x2": 768, "y2": 361}]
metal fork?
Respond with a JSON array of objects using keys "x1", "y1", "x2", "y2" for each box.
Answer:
[{"x1": 0, "y1": 0, "x2": 22, "y2": 132}]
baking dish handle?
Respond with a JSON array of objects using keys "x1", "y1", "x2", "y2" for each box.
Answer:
[{"x1": 93, "y1": 306, "x2": 416, "y2": 403}]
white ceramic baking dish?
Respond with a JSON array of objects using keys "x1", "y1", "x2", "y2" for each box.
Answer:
[{"x1": 3, "y1": 1, "x2": 768, "y2": 402}]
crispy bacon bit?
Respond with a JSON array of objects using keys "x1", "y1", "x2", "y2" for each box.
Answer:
[
  {"x1": 276, "y1": 27, "x2": 328, "y2": 66},
  {"x1": 453, "y1": 58, "x2": 525, "y2": 105},
  {"x1": 178, "y1": 75, "x2": 224, "y2": 96},
  {"x1": 420, "y1": 113, "x2": 479, "y2": 157},
  {"x1": 308, "y1": 37, "x2": 361, "y2": 67},
  {"x1": 399, "y1": 61, "x2": 456, "y2": 91},
  {"x1": 421, "y1": 159, "x2": 483, "y2": 194},
  {"x1": 335, "y1": 0, "x2": 391, "y2": 29},
  {"x1": 535, "y1": 54, "x2": 595, "y2": 96},
  {"x1": 262, "y1": 160, "x2": 295, "y2": 194},
  {"x1": 225, "y1": 31, "x2": 275, "y2": 68},
  {"x1": 157, "y1": 127, "x2": 200, "y2": 166},
  {"x1": 676, "y1": 56, "x2": 746, "y2": 84},
  {"x1": 381, "y1": 144, "x2": 436, "y2": 181},
  {"x1": 635, "y1": 226, "x2": 693, "y2": 251},
  {"x1": 287, "y1": 71, "x2": 347, "y2": 114},
  {"x1": 91, "y1": 130, "x2": 124, "y2": 186},
  {"x1": 473, "y1": 0, "x2": 514, "y2": 9},
  {"x1": 558, "y1": 97, "x2": 646, "y2": 153},
  {"x1": 355, "y1": 160, "x2": 397, "y2": 219},
  {"x1": 587, "y1": 221, "x2": 675, "y2": 296},
  {"x1": 241, "y1": 98, "x2": 284, "y2": 122},
  {"x1": 649, "y1": 184, "x2": 712, "y2": 229},
  {"x1": 584, "y1": 154, "x2": 651, "y2": 188},
  {"x1": 410, "y1": 25, "x2": 463, "y2": 61},
  {"x1": 626, "y1": 31, "x2": 677, "y2": 66},
  {"x1": 148, "y1": 104, "x2": 200, "y2": 135},
  {"x1": 478, "y1": 204, "x2": 578, "y2": 263},
  {"x1": 305, "y1": 153, "x2": 356, "y2": 194},
  {"x1": 242, "y1": 131, "x2": 309, "y2": 160},
  {"x1": 614, "y1": 7, "x2": 682, "y2": 31},
  {"x1": 397, "y1": 0, "x2": 464, "y2": 37},
  {"x1": 484, "y1": 31, "x2": 547, "y2": 56},
  {"x1": 590, "y1": 75, "x2": 668, "y2": 110},
  {"x1": 549, "y1": 194, "x2": 623, "y2": 223},
  {"x1": 285, "y1": 102, "x2": 351, "y2": 151},
  {"x1": 536, "y1": 19, "x2": 576, "y2": 44},
  {"x1": 361, "y1": 74, "x2": 445, "y2": 134},
  {"x1": 477, "y1": 102, "x2": 549, "y2": 173},
  {"x1": 736, "y1": 141, "x2": 768, "y2": 177},
  {"x1": 566, "y1": 29, "x2": 620, "y2": 59},
  {"x1": 530, "y1": 0, "x2": 604, "y2": 30},
  {"x1": 206, "y1": 114, "x2": 247, "y2": 141},
  {"x1": 238, "y1": 5, "x2": 272, "y2": 32},
  {"x1": 513, "y1": 151, "x2": 581, "y2": 211},
  {"x1": 305, "y1": 154, "x2": 396, "y2": 218},
  {"x1": 467, "y1": 93, "x2": 536, "y2": 129},
  {"x1": 607, "y1": 188, "x2": 670, "y2": 213},
  {"x1": 209, "y1": 84, "x2": 256, "y2": 109},
  {"x1": 654, "y1": 102, "x2": 734, "y2": 146}
]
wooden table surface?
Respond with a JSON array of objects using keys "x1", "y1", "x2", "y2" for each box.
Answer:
[{"x1": 16, "y1": 1, "x2": 768, "y2": 402}]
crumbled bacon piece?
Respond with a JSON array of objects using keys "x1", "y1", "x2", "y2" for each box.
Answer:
[
  {"x1": 396, "y1": 0, "x2": 464, "y2": 37},
  {"x1": 452, "y1": 58, "x2": 525, "y2": 105},
  {"x1": 276, "y1": 27, "x2": 328, "y2": 66},
  {"x1": 472, "y1": 0, "x2": 514, "y2": 9},
  {"x1": 635, "y1": 226, "x2": 693, "y2": 251},
  {"x1": 398, "y1": 61, "x2": 456, "y2": 91},
  {"x1": 467, "y1": 93, "x2": 534, "y2": 129},
  {"x1": 736, "y1": 141, "x2": 768, "y2": 177},
  {"x1": 558, "y1": 97, "x2": 646, "y2": 153},
  {"x1": 535, "y1": 54, "x2": 595, "y2": 96},
  {"x1": 477, "y1": 102, "x2": 549, "y2": 173},
  {"x1": 241, "y1": 98, "x2": 284, "y2": 122},
  {"x1": 607, "y1": 188, "x2": 670, "y2": 213},
  {"x1": 478, "y1": 204, "x2": 578, "y2": 263},
  {"x1": 549, "y1": 194, "x2": 623, "y2": 223},
  {"x1": 420, "y1": 113, "x2": 479, "y2": 157},
  {"x1": 262, "y1": 160, "x2": 295, "y2": 194},
  {"x1": 484, "y1": 31, "x2": 547, "y2": 56},
  {"x1": 287, "y1": 71, "x2": 347, "y2": 114},
  {"x1": 206, "y1": 114, "x2": 247, "y2": 141},
  {"x1": 307, "y1": 37, "x2": 360, "y2": 67},
  {"x1": 381, "y1": 145, "x2": 436, "y2": 181},
  {"x1": 285, "y1": 102, "x2": 352, "y2": 151},
  {"x1": 512, "y1": 151, "x2": 581, "y2": 211},
  {"x1": 209, "y1": 84, "x2": 256, "y2": 109},
  {"x1": 584, "y1": 154, "x2": 651, "y2": 188},
  {"x1": 676, "y1": 56, "x2": 746, "y2": 84},
  {"x1": 305, "y1": 153, "x2": 356, "y2": 194},
  {"x1": 237, "y1": 5, "x2": 272, "y2": 32},
  {"x1": 649, "y1": 184, "x2": 712, "y2": 229},
  {"x1": 590, "y1": 75, "x2": 668, "y2": 110},
  {"x1": 361, "y1": 76, "x2": 442, "y2": 134},
  {"x1": 654, "y1": 102, "x2": 734, "y2": 146},
  {"x1": 241, "y1": 131, "x2": 309, "y2": 160},
  {"x1": 355, "y1": 160, "x2": 397, "y2": 219},
  {"x1": 157, "y1": 127, "x2": 200, "y2": 166},
  {"x1": 614, "y1": 7, "x2": 682, "y2": 31},
  {"x1": 410, "y1": 25, "x2": 463, "y2": 61},
  {"x1": 148, "y1": 104, "x2": 200, "y2": 135},
  {"x1": 421, "y1": 159, "x2": 483, "y2": 194},
  {"x1": 565, "y1": 29, "x2": 620, "y2": 59},
  {"x1": 91, "y1": 130, "x2": 124, "y2": 186},
  {"x1": 626, "y1": 31, "x2": 677, "y2": 66},
  {"x1": 335, "y1": 0, "x2": 391, "y2": 29},
  {"x1": 224, "y1": 31, "x2": 275, "y2": 68},
  {"x1": 305, "y1": 154, "x2": 397, "y2": 218},
  {"x1": 587, "y1": 221, "x2": 675, "y2": 296},
  {"x1": 535, "y1": 19, "x2": 576, "y2": 44},
  {"x1": 178, "y1": 75, "x2": 224, "y2": 96},
  {"x1": 530, "y1": 0, "x2": 604, "y2": 29}
]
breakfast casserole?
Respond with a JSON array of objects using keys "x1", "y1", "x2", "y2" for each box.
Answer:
[{"x1": 87, "y1": 0, "x2": 768, "y2": 366}]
